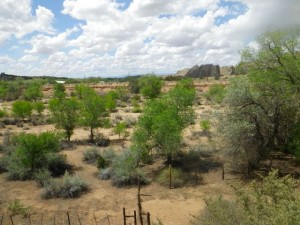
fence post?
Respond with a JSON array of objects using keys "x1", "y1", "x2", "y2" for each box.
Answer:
[
  {"x1": 222, "y1": 164, "x2": 225, "y2": 180},
  {"x1": 77, "y1": 213, "x2": 82, "y2": 225},
  {"x1": 0, "y1": 215, "x2": 3, "y2": 225},
  {"x1": 123, "y1": 208, "x2": 127, "y2": 225},
  {"x1": 53, "y1": 214, "x2": 56, "y2": 225},
  {"x1": 67, "y1": 212, "x2": 71, "y2": 225},
  {"x1": 106, "y1": 213, "x2": 111, "y2": 225},
  {"x1": 147, "y1": 212, "x2": 151, "y2": 225},
  {"x1": 93, "y1": 212, "x2": 98, "y2": 225},
  {"x1": 137, "y1": 185, "x2": 143, "y2": 225},
  {"x1": 28, "y1": 213, "x2": 31, "y2": 225},
  {"x1": 169, "y1": 164, "x2": 172, "y2": 189},
  {"x1": 9, "y1": 215, "x2": 14, "y2": 225},
  {"x1": 134, "y1": 211, "x2": 137, "y2": 225}
]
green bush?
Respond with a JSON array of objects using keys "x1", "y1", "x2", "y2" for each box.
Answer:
[
  {"x1": 42, "y1": 172, "x2": 88, "y2": 199},
  {"x1": 34, "y1": 169, "x2": 51, "y2": 187},
  {"x1": 191, "y1": 170, "x2": 300, "y2": 225},
  {"x1": 6, "y1": 155, "x2": 32, "y2": 180},
  {"x1": 97, "y1": 155, "x2": 108, "y2": 169},
  {"x1": 156, "y1": 167, "x2": 186, "y2": 188},
  {"x1": 83, "y1": 148, "x2": 100, "y2": 164},
  {"x1": 7, "y1": 199, "x2": 31, "y2": 216},
  {"x1": 204, "y1": 84, "x2": 226, "y2": 104},
  {"x1": 111, "y1": 150, "x2": 148, "y2": 187}
]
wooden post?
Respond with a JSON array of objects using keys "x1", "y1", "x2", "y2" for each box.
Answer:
[
  {"x1": 28, "y1": 213, "x2": 31, "y2": 225},
  {"x1": 67, "y1": 212, "x2": 71, "y2": 225},
  {"x1": 9, "y1": 215, "x2": 14, "y2": 225},
  {"x1": 137, "y1": 185, "x2": 144, "y2": 225},
  {"x1": 53, "y1": 214, "x2": 56, "y2": 225},
  {"x1": 147, "y1": 212, "x2": 151, "y2": 225},
  {"x1": 123, "y1": 208, "x2": 127, "y2": 225},
  {"x1": 78, "y1": 213, "x2": 82, "y2": 225},
  {"x1": 106, "y1": 213, "x2": 110, "y2": 225},
  {"x1": 169, "y1": 164, "x2": 172, "y2": 189},
  {"x1": 93, "y1": 212, "x2": 98, "y2": 225},
  {"x1": 195, "y1": 171, "x2": 198, "y2": 185},
  {"x1": 133, "y1": 211, "x2": 137, "y2": 225},
  {"x1": 40, "y1": 214, "x2": 44, "y2": 225},
  {"x1": 0, "y1": 215, "x2": 3, "y2": 225},
  {"x1": 222, "y1": 164, "x2": 225, "y2": 180}
]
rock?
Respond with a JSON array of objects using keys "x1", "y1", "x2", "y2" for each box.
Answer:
[
  {"x1": 220, "y1": 66, "x2": 235, "y2": 75},
  {"x1": 185, "y1": 64, "x2": 220, "y2": 79},
  {"x1": 175, "y1": 68, "x2": 190, "y2": 76}
]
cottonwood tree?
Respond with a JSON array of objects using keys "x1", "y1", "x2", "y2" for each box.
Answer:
[
  {"x1": 133, "y1": 79, "x2": 196, "y2": 163},
  {"x1": 49, "y1": 98, "x2": 80, "y2": 142},
  {"x1": 138, "y1": 74, "x2": 163, "y2": 98},
  {"x1": 79, "y1": 86, "x2": 106, "y2": 142},
  {"x1": 220, "y1": 27, "x2": 300, "y2": 173}
]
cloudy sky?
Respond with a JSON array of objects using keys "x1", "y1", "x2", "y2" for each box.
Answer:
[{"x1": 0, "y1": 0, "x2": 299, "y2": 77}]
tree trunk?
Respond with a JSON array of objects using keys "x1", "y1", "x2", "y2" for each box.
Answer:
[{"x1": 90, "y1": 127, "x2": 94, "y2": 143}]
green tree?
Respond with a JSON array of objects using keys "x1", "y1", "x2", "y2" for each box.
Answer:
[
  {"x1": 15, "y1": 132, "x2": 60, "y2": 172},
  {"x1": 219, "y1": 27, "x2": 300, "y2": 173},
  {"x1": 138, "y1": 75, "x2": 163, "y2": 98},
  {"x1": 33, "y1": 101, "x2": 45, "y2": 116},
  {"x1": 80, "y1": 86, "x2": 106, "y2": 142},
  {"x1": 114, "y1": 122, "x2": 129, "y2": 139},
  {"x1": 23, "y1": 85, "x2": 43, "y2": 101},
  {"x1": 53, "y1": 83, "x2": 66, "y2": 100},
  {"x1": 12, "y1": 100, "x2": 33, "y2": 120},
  {"x1": 49, "y1": 98, "x2": 80, "y2": 142}
]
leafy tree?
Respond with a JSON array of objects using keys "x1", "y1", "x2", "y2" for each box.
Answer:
[
  {"x1": 14, "y1": 132, "x2": 60, "y2": 172},
  {"x1": 53, "y1": 83, "x2": 66, "y2": 100},
  {"x1": 23, "y1": 85, "x2": 43, "y2": 101},
  {"x1": 219, "y1": 27, "x2": 300, "y2": 173},
  {"x1": 33, "y1": 101, "x2": 45, "y2": 116},
  {"x1": 12, "y1": 100, "x2": 33, "y2": 120},
  {"x1": 80, "y1": 86, "x2": 106, "y2": 142},
  {"x1": 104, "y1": 92, "x2": 117, "y2": 112},
  {"x1": 133, "y1": 80, "x2": 195, "y2": 163},
  {"x1": 49, "y1": 98, "x2": 80, "y2": 142},
  {"x1": 138, "y1": 75, "x2": 163, "y2": 98},
  {"x1": 114, "y1": 122, "x2": 129, "y2": 139}
]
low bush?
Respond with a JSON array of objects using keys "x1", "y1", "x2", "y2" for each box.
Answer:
[
  {"x1": 95, "y1": 133, "x2": 110, "y2": 147},
  {"x1": 6, "y1": 156, "x2": 32, "y2": 180},
  {"x1": 97, "y1": 155, "x2": 108, "y2": 169},
  {"x1": 7, "y1": 199, "x2": 31, "y2": 216},
  {"x1": 111, "y1": 150, "x2": 148, "y2": 187},
  {"x1": 98, "y1": 168, "x2": 112, "y2": 180},
  {"x1": 156, "y1": 167, "x2": 186, "y2": 188},
  {"x1": 42, "y1": 172, "x2": 88, "y2": 199},
  {"x1": 101, "y1": 148, "x2": 117, "y2": 164},
  {"x1": 46, "y1": 153, "x2": 70, "y2": 177},
  {"x1": 83, "y1": 148, "x2": 100, "y2": 164},
  {"x1": 34, "y1": 169, "x2": 51, "y2": 187}
]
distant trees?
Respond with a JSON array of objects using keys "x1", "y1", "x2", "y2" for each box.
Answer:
[
  {"x1": 133, "y1": 79, "x2": 196, "y2": 163},
  {"x1": 12, "y1": 100, "x2": 33, "y2": 120},
  {"x1": 80, "y1": 86, "x2": 106, "y2": 142},
  {"x1": 49, "y1": 98, "x2": 80, "y2": 142},
  {"x1": 220, "y1": 27, "x2": 300, "y2": 173},
  {"x1": 138, "y1": 75, "x2": 163, "y2": 98}
]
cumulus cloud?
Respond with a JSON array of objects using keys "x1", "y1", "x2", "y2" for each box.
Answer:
[
  {"x1": 1, "y1": 0, "x2": 300, "y2": 77},
  {"x1": 0, "y1": 0, "x2": 55, "y2": 44}
]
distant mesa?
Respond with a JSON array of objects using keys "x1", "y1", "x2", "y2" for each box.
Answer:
[
  {"x1": 0, "y1": 72, "x2": 68, "y2": 81},
  {"x1": 175, "y1": 64, "x2": 236, "y2": 78}
]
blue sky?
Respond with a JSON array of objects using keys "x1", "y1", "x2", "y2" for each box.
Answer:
[{"x1": 0, "y1": 0, "x2": 299, "y2": 77}]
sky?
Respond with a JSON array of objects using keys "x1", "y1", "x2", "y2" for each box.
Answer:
[{"x1": 0, "y1": 0, "x2": 299, "y2": 78}]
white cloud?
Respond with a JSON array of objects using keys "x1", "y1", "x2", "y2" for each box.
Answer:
[
  {"x1": 1, "y1": 0, "x2": 300, "y2": 77},
  {"x1": 0, "y1": 0, "x2": 55, "y2": 44}
]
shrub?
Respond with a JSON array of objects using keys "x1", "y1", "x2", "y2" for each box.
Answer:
[
  {"x1": 7, "y1": 199, "x2": 31, "y2": 216},
  {"x1": 97, "y1": 155, "x2": 108, "y2": 169},
  {"x1": 200, "y1": 119, "x2": 211, "y2": 132},
  {"x1": 34, "y1": 169, "x2": 51, "y2": 187},
  {"x1": 42, "y1": 172, "x2": 88, "y2": 199},
  {"x1": 46, "y1": 153, "x2": 70, "y2": 177},
  {"x1": 101, "y1": 148, "x2": 117, "y2": 164},
  {"x1": 12, "y1": 100, "x2": 33, "y2": 120},
  {"x1": 83, "y1": 148, "x2": 100, "y2": 164},
  {"x1": 111, "y1": 150, "x2": 148, "y2": 187},
  {"x1": 0, "y1": 155, "x2": 9, "y2": 173},
  {"x1": 98, "y1": 167, "x2": 112, "y2": 180},
  {"x1": 156, "y1": 167, "x2": 186, "y2": 188},
  {"x1": 6, "y1": 156, "x2": 32, "y2": 180},
  {"x1": 204, "y1": 84, "x2": 226, "y2": 104},
  {"x1": 95, "y1": 133, "x2": 110, "y2": 147}
]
